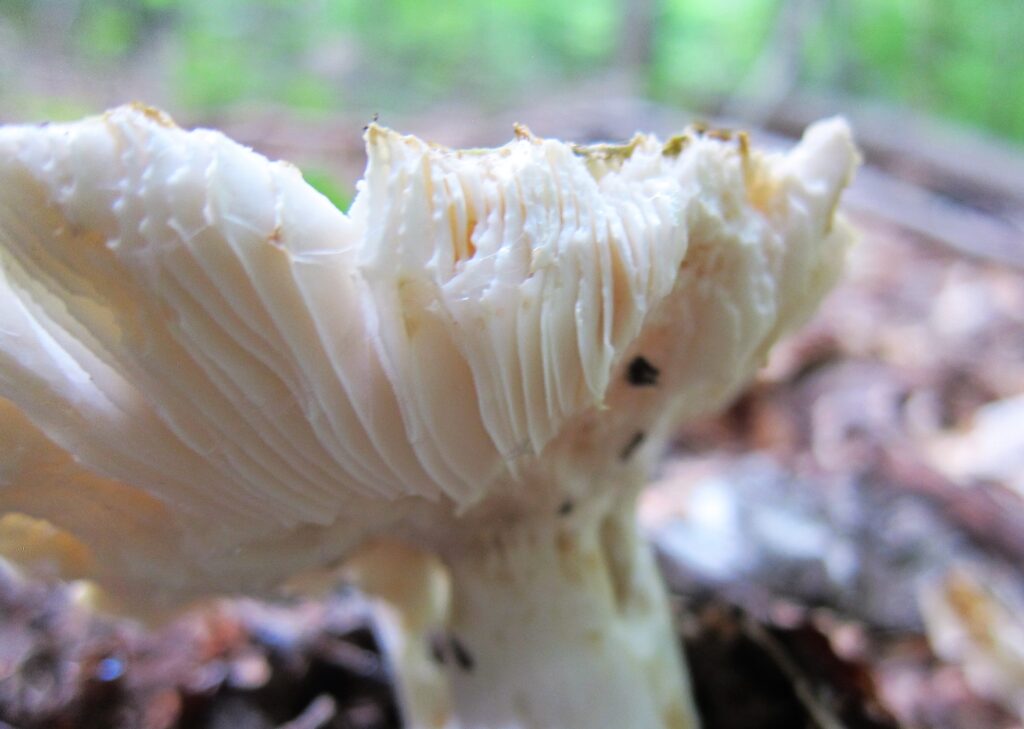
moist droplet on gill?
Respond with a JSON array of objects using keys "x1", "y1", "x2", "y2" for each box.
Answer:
[{"x1": 626, "y1": 356, "x2": 659, "y2": 387}]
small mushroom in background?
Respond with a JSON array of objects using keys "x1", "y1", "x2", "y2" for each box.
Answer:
[{"x1": 0, "y1": 105, "x2": 858, "y2": 729}]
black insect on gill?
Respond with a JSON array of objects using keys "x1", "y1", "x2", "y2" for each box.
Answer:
[
  {"x1": 626, "y1": 356, "x2": 659, "y2": 387},
  {"x1": 620, "y1": 431, "x2": 646, "y2": 461},
  {"x1": 450, "y1": 635, "x2": 475, "y2": 672},
  {"x1": 428, "y1": 632, "x2": 447, "y2": 665}
]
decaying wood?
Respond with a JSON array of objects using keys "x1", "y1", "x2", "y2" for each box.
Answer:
[{"x1": 845, "y1": 167, "x2": 1024, "y2": 270}]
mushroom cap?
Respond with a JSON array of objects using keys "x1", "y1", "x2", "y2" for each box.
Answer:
[{"x1": 0, "y1": 106, "x2": 857, "y2": 609}]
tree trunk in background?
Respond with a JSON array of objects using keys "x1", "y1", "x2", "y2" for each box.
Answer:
[
  {"x1": 616, "y1": 0, "x2": 658, "y2": 94},
  {"x1": 722, "y1": 0, "x2": 823, "y2": 123}
]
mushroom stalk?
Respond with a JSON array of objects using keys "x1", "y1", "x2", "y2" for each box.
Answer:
[{"x1": 431, "y1": 494, "x2": 699, "y2": 729}]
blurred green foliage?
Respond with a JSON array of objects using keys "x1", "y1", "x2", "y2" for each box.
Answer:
[
  {"x1": 302, "y1": 166, "x2": 352, "y2": 211},
  {"x1": 1, "y1": 0, "x2": 1021, "y2": 140}
]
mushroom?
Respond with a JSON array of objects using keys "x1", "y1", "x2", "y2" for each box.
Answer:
[{"x1": 0, "y1": 106, "x2": 858, "y2": 729}]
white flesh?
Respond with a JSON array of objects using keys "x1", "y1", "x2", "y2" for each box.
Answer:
[
  {"x1": 433, "y1": 495, "x2": 698, "y2": 729},
  {"x1": 0, "y1": 106, "x2": 859, "y2": 727}
]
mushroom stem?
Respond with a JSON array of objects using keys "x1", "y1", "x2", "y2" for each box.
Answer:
[
  {"x1": 343, "y1": 541, "x2": 454, "y2": 729},
  {"x1": 432, "y1": 499, "x2": 699, "y2": 729}
]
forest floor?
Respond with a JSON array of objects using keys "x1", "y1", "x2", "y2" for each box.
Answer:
[{"x1": 1, "y1": 104, "x2": 1023, "y2": 729}]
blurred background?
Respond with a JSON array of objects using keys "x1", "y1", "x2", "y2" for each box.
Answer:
[
  {"x1": 1, "y1": 0, "x2": 1022, "y2": 207},
  {"x1": 2, "y1": 2, "x2": 1024, "y2": 729}
]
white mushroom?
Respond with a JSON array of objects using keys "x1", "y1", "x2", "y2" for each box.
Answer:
[{"x1": 0, "y1": 105, "x2": 858, "y2": 729}]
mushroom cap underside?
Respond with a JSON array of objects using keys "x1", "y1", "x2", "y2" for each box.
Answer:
[{"x1": 0, "y1": 107, "x2": 858, "y2": 610}]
